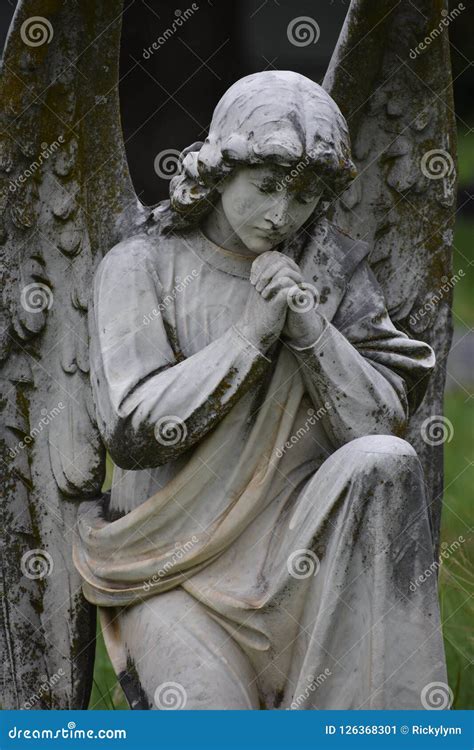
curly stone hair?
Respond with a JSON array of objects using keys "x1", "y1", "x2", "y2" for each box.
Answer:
[{"x1": 159, "y1": 71, "x2": 356, "y2": 231}]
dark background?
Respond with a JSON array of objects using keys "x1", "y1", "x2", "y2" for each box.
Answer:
[{"x1": 1, "y1": 0, "x2": 473, "y2": 205}]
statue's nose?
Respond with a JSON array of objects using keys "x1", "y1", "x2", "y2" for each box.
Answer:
[{"x1": 265, "y1": 194, "x2": 290, "y2": 228}]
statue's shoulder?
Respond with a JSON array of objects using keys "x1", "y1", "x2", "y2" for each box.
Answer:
[{"x1": 97, "y1": 225, "x2": 179, "y2": 278}]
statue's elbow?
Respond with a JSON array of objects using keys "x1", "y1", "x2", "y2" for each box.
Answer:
[{"x1": 105, "y1": 421, "x2": 180, "y2": 469}]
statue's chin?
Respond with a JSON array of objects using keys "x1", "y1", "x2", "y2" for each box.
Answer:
[{"x1": 241, "y1": 233, "x2": 283, "y2": 255}]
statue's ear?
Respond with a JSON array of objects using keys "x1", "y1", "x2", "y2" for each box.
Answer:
[
  {"x1": 0, "y1": 0, "x2": 146, "y2": 709},
  {"x1": 323, "y1": 0, "x2": 456, "y2": 554}
]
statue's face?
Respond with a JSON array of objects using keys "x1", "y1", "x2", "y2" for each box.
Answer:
[{"x1": 218, "y1": 164, "x2": 323, "y2": 253}]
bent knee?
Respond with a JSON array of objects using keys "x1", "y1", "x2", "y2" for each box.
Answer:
[
  {"x1": 340, "y1": 435, "x2": 419, "y2": 476},
  {"x1": 346, "y1": 434, "x2": 417, "y2": 458}
]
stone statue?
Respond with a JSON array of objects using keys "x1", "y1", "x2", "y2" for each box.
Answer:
[{"x1": 1, "y1": 0, "x2": 456, "y2": 710}]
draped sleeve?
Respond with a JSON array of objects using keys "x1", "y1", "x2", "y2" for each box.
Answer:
[
  {"x1": 287, "y1": 260, "x2": 435, "y2": 447},
  {"x1": 89, "y1": 235, "x2": 269, "y2": 469}
]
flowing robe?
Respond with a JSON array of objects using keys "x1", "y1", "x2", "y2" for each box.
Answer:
[{"x1": 74, "y1": 218, "x2": 447, "y2": 709}]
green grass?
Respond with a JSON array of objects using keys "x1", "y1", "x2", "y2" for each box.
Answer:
[
  {"x1": 439, "y1": 389, "x2": 474, "y2": 710},
  {"x1": 89, "y1": 621, "x2": 129, "y2": 710}
]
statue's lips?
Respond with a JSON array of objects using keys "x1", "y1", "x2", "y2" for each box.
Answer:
[{"x1": 253, "y1": 227, "x2": 286, "y2": 242}]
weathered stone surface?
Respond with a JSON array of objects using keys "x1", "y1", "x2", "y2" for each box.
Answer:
[
  {"x1": 324, "y1": 0, "x2": 456, "y2": 553},
  {"x1": 0, "y1": 0, "x2": 145, "y2": 709},
  {"x1": 75, "y1": 67, "x2": 449, "y2": 709}
]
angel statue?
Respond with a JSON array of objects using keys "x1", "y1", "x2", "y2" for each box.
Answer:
[{"x1": 1, "y1": 0, "x2": 456, "y2": 710}]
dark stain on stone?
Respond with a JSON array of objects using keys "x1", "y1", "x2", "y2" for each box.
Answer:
[{"x1": 118, "y1": 657, "x2": 151, "y2": 710}]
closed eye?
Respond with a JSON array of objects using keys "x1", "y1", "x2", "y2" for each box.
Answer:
[
  {"x1": 294, "y1": 191, "x2": 316, "y2": 205},
  {"x1": 252, "y1": 181, "x2": 279, "y2": 195}
]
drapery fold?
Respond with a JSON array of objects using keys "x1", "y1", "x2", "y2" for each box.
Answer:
[{"x1": 74, "y1": 350, "x2": 305, "y2": 606}]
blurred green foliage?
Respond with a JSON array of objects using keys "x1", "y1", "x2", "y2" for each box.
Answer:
[
  {"x1": 440, "y1": 391, "x2": 474, "y2": 710},
  {"x1": 457, "y1": 128, "x2": 474, "y2": 187},
  {"x1": 451, "y1": 218, "x2": 474, "y2": 328}
]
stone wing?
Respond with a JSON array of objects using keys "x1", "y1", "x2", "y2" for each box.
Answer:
[
  {"x1": 0, "y1": 0, "x2": 145, "y2": 708},
  {"x1": 323, "y1": 0, "x2": 457, "y2": 550}
]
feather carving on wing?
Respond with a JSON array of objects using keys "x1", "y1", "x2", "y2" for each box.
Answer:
[
  {"x1": 323, "y1": 0, "x2": 456, "y2": 550},
  {"x1": 0, "y1": 0, "x2": 145, "y2": 708}
]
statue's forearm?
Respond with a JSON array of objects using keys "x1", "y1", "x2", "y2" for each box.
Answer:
[
  {"x1": 288, "y1": 321, "x2": 408, "y2": 447},
  {"x1": 101, "y1": 327, "x2": 269, "y2": 469}
]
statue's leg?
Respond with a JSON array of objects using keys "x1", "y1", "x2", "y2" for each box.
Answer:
[
  {"x1": 107, "y1": 587, "x2": 261, "y2": 709},
  {"x1": 281, "y1": 434, "x2": 447, "y2": 709}
]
